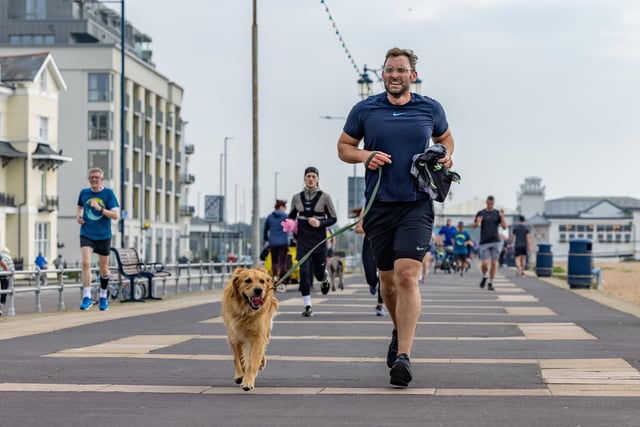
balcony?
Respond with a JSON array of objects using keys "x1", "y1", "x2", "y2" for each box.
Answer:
[
  {"x1": 180, "y1": 173, "x2": 195, "y2": 185},
  {"x1": 156, "y1": 176, "x2": 163, "y2": 192},
  {"x1": 134, "y1": 171, "x2": 142, "y2": 186},
  {"x1": 124, "y1": 93, "x2": 130, "y2": 111},
  {"x1": 156, "y1": 144, "x2": 163, "y2": 159},
  {"x1": 166, "y1": 148, "x2": 173, "y2": 162},
  {"x1": 145, "y1": 106, "x2": 153, "y2": 122},
  {"x1": 166, "y1": 179, "x2": 173, "y2": 193},
  {"x1": 124, "y1": 131, "x2": 130, "y2": 148},
  {"x1": 156, "y1": 111, "x2": 163, "y2": 126},
  {"x1": 0, "y1": 192, "x2": 16, "y2": 207},
  {"x1": 179, "y1": 205, "x2": 195, "y2": 216},
  {"x1": 145, "y1": 139, "x2": 153, "y2": 155},
  {"x1": 184, "y1": 144, "x2": 194, "y2": 155},
  {"x1": 145, "y1": 174, "x2": 153, "y2": 190},
  {"x1": 175, "y1": 120, "x2": 183, "y2": 134},
  {"x1": 38, "y1": 195, "x2": 59, "y2": 212},
  {"x1": 166, "y1": 115, "x2": 173, "y2": 129},
  {"x1": 175, "y1": 152, "x2": 182, "y2": 165},
  {"x1": 125, "y1": 168, "x2": 130, "y2": 183}
]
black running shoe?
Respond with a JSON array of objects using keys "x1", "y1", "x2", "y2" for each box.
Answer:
[
  {"x1": 386, "y1": 329, "x2": 398, "y2": 368},
  {"x1": 390, "y1": 353, "x2": 413, "y2": 387},
  {"x1": 320, "y1": 280, "x2": 330, "y2": 295},
  {"x1": 320, "y1": 270, "x2": 330, "y2": 295},
  {"x1": 301, "y1": 305, "x2": 313, "y2": 317},
  {"x1": 487, "y1": 283, "x2": 495, "y2": 291},
  {"x1": 479, "y1": 277, "x2": 487, "y2": 289}
]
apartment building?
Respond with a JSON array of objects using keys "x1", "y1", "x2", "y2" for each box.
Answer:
[
  {"x1": 0, "y1": 52, "x2": 71, "y2": 269},
  {"x1": 0, "y1": 0, "x2": 195, "y2": 265}
]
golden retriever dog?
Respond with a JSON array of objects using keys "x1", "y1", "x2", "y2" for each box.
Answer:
[{"x1": 221, "y1": 267, "x2": 279, "y2": 391}]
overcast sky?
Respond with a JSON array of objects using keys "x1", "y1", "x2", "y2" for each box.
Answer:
[{"x1": 122, "y1": 0, "x2": 639, "y2": 225}]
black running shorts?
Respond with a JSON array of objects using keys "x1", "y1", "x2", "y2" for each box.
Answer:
[
  {"x1": 362, "y1": 198, "x2": 434, "y2": 271},
  {"x1": 80, "y1": 236, "x2": 111, "y2": 257}
]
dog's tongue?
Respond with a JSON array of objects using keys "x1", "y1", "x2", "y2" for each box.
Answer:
[{"x1": 250, "y1": 296, "x2": 264, "y2": 306}]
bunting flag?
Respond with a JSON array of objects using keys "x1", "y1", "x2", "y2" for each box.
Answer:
[{"x1": 320, "y1": 0, "x2": 361, "y2": 75}]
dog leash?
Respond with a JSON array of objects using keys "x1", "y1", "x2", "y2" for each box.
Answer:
[{"x1": 272, "y1": 152, "x2": 381, "y2": 289}]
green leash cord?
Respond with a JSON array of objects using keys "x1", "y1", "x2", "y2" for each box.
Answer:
[{"x1": 274, "y1": 152, "x2": 381, "y2": 287}]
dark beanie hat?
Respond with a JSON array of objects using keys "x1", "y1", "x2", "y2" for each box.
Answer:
[{"x1": 304, "y1": 166, "x2": 319, "y2": 176}]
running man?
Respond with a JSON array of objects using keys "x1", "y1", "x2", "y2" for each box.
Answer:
[
  {"x1": 338, "y1": 47, "x2": 454, "y2": 387},
  {"x1": 472, "y1": 195, "x2": 507, "y2": 291},
  {"x1": 77, "y1": 167, "x2": 119, "y2": 311}
]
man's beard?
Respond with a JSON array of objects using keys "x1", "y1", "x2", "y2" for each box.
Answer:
[{"x1": 384, "y1": 80, "x2": 411, "y2": 98}]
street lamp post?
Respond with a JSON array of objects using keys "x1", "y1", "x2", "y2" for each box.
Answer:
[
  {"x1": 223, "y1": 136, "x2": 233, "y2": 259},
  {"x1": 274, "y1": 171, "x2": 281, "y2": 201}
]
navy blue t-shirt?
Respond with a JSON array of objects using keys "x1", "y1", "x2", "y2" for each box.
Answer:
[
  {"x1": 343, "y1": 92, "x2": 449, "y2": 202},
  {"x1": 77, "y1": 187, "x2": 119, "y2": 240}
]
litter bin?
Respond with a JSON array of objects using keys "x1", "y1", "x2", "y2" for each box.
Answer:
[
  {"x1": 568, "y1": 238, "x2": 592, "y2": 289},
  {"x1": 535, "y1": 243, "x2": 553, "y2": 277}
]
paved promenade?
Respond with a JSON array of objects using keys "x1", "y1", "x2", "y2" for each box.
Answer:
[{"x1": 1, "y1": 264, "x2": 639, "y2": 426}]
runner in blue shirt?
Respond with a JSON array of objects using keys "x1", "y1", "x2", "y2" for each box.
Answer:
[
  {"x1": 338, "y1": 47, "x2": 455, "y2": 387},
  {"x1": 438, "y1": 218, "x2": 457, "y2": 248},
  {"x1": 452, "y1": 221, "x2": 472, "y2": 275},
  {"x1": 77, "y1": 167, "x2": 119, "y2": 311}
]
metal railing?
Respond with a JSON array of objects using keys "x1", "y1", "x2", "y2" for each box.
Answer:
[{"x1": 0, "y1": 260, "x2": 251, "y2": 318}]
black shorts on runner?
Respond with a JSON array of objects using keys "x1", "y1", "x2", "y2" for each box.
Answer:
[
  {"x1": 80, "y1": 236, "x2": 111, "y2": 257},
  {"x1": 362, "y1": 198, "x2": 434, "y2": 271},
  {"x1": 454, "y1": 253, "x2": 467, "y2": 263}
]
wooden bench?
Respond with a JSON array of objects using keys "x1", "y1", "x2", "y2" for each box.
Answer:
[{"x1": 110, "y1": 247, "x2": 170, "y2": 301}]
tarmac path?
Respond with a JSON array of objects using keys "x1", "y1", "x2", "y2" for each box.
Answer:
[{"x1": 1, "y1": 264, "x2": 639, "y2": 426}]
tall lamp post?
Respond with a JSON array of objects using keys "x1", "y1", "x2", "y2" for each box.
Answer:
[
  {"x1": 223, "y1": 136, "x2": 233, "y2": 258},
  {"x1": 274, "y1": 171, "x2": 281, "y2": 201}
]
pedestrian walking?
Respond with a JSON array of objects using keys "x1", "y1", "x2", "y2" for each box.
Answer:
[
  {"x1": 338, "y1": 47, "x2": 455, "y2": 386},
  {"x1": 77, "y1": 167, "x2": 119, "y2": 311},
  {"x1": 263, "y1": 199, "x2": 289, "y2": 282},
  {"x1": 472, "y1": 195, "x2": 507, "y2": 291},
  {"x1": 510, "y1": 215, "x2": 532, "y2": 277},
  {"x1": 287, "y1": 167, "x2": 337, "y2": 317}
]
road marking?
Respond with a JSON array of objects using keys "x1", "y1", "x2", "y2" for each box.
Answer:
[{"x1": 2, "y1": 382, "x2": 639, "y2": 397}]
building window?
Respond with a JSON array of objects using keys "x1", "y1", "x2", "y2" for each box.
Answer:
[
  {"x1": 40, "y1": 70, "x2": 48, "y2": 92},
  {"x1": 38, "y1": 116, "x2": 49, "y2": 140},
  {"x1": 559, "y1": 233, "x2": 566, "y2": 242},
  {"x1": 88, "y1": 73, "x2": 113, "y2": 102},
  {"x1": 88, "y1": 112, "x2": 113, "y2": 140},
  {"x1": 625, "y1": 234, "x2": 631, "y2": 243},
  {"x1": 35, "y1": 222, "x2": 50, "y2": 260},
  {"x1": 25, "y1": 0, "x2": 46, "y2": 20},
  {"x1": 88, "y1": 150, "x2": 112, "y2": 180},
  {"x1": 8, "y1": 34, "x2": 54, "y2": 45}
]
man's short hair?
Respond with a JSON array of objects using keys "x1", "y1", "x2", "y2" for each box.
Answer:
[
  {"x1": 487, "y1": 195, "x2": 495, "y2": 201},
  {"x1": 519, "y1": 215, "x2": 526, "y2": 222},
  {"x1": 88, "y1": 167, "x2": 104, "y2": 178}
]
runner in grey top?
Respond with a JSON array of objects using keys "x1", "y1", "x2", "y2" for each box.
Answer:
[{"x1": 472, "y1": 195, "x2": 507, "y2": 290}]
